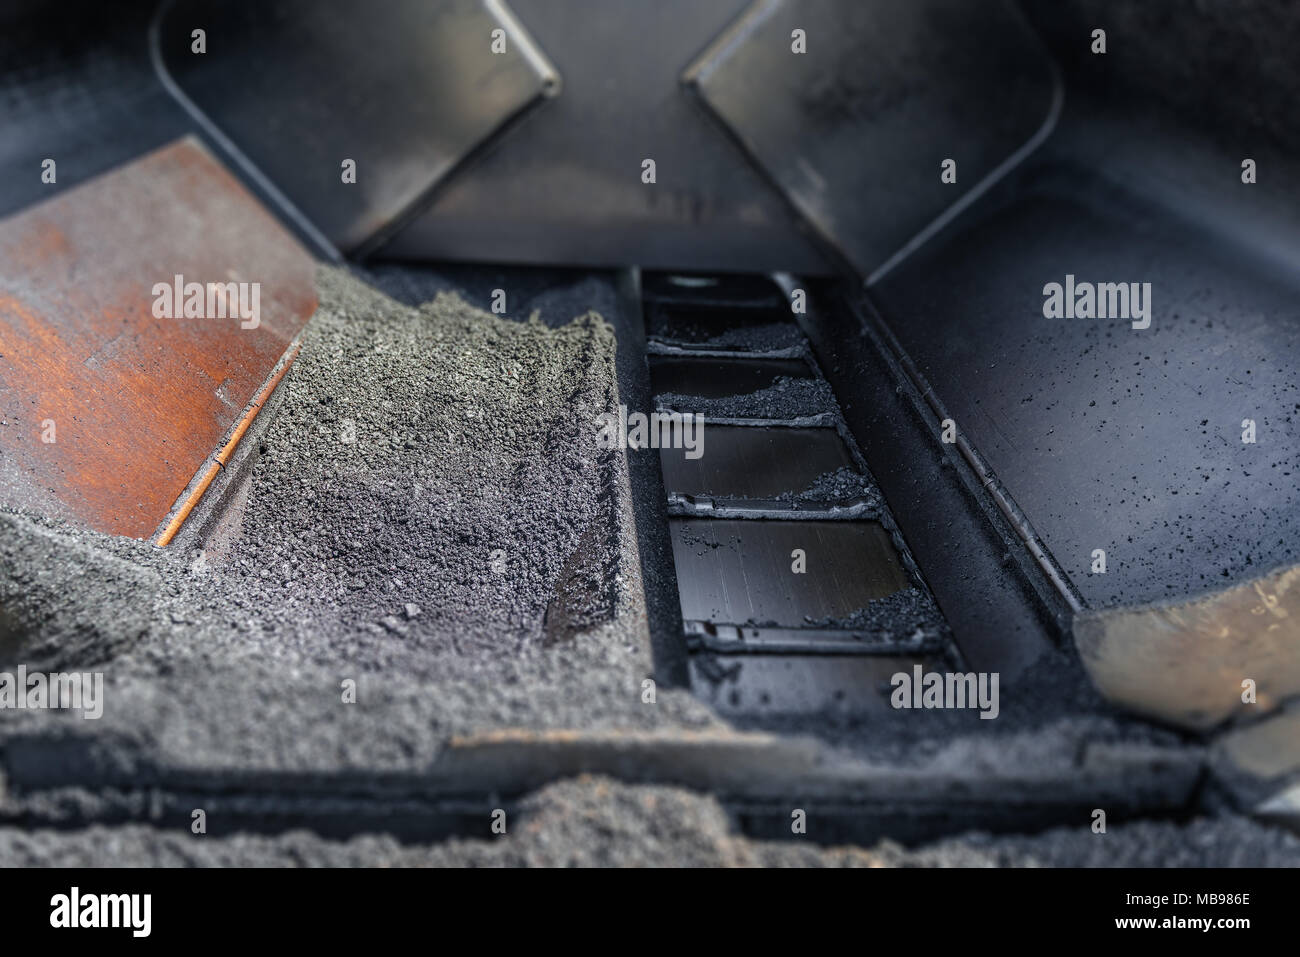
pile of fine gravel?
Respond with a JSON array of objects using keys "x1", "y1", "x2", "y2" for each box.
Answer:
[{"x1": 4, "y1": 266, "x2": 633, "y2": 677}]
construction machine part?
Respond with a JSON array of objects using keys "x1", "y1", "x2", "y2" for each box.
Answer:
[
  {"x1": 1075, "y1": 564, "x2": 1300, "y2": 731},
  {"x1": 0, "y1": 0, "x2": 194, "y2": 221},
  {"x1": 658, "y1": 424, "x2": 857, "y2": 501},
  {"x1": 871, "y1": 182, "x2": 1300, "y2": 613},
  {"x1": 153, "y1": 0, "x2": 559, "y2": 256},
  {"x1": 690, "y1": 653, "x2": 941, "y2": 718},
  {"x1": 0, "y1": 258, "x2": 1223, "y2": 858},
  {"x1": 379, "y1": 0, "x2": 832, "y2": 274},
  {"x1": 7, "y1": 0, "x2": 1298, "y2": 867},
  {"x1": 684, "y1": 0, "x2": 1059, "y2": 281},
  {"x1": 795, "y1": 281, "x2": 1065, "y2": 678},
  {"x1": 635, "y1": 272, "x2": 957, "y2": 713},
  {"x1": 670, "y1": 517, "x2": 910, "y2": 629},
  {"x1": 648, "y1": 355, "x2": 813, "y2": 401},
  {"x1": 0, "y1": 137, "x2": 316, "y2": 539}
]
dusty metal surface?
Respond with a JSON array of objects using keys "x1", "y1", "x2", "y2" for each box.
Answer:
[
  {"x1": 648, "y1": 305, "x2": 801, "y2": 351},
  {"x1": 0, "y1": 259, "x2": 1232, "y2": 862},
  {"x1": 670, "y1": 518, "x2": 911, "y2": 626},
  {"x1": 642, "y1": 273, "x2": 951, "y2": 669},
  {"x1": 649, "y1": 355, "x2": 812, "y2": 399},
  {"x1": 795, "y1": 281, "x2": 1064, "y2": 678},
  {"x1": 154, "y1": 0, "x2": 558, "y2": 256},
  {"x1": 690, "y1": 653, "x2": 939, "y2": 718},
  {"x1": 659, "y1": 424, "x2": 854, "y2": 499},
  {"x1": 380, "y1": 0, "x2": 832, "y2": 274},
  {"x1": 1019, "y1": 0, "x2": 1300, "y2": 277},
  {"x1": 684, "y1": 0, "x2": 1059, "y2": 281},
  {"x1": 0, "y1": 137, "x2": 316, "y2": 539},
  {"x1": 0, "y1": 0, "x2": 193, "y2": 221},
  {"x1": 871, "y1": 180, "x2": 1300, "y2": 611},
  {"x1": 1075, "y1": 564, "x2": 1300, "y2": 732}
]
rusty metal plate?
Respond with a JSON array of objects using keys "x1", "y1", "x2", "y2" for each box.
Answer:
[{"x1": 0, "y1": 136, "x2": 316, "y2": 539}]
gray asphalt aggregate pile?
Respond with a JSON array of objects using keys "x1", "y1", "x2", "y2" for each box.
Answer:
[{"x1": 0, "y1": 266, "x2": 1287, "y2": 866}]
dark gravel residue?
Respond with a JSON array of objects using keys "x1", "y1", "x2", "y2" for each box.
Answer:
[
  {"x1": 657, "y1": 375, "x2": 836, "y2": 420},
  {"x1": 801, "y1": 586, "x2": 947, "y2": 640},
  {"x1": 776, "y1": 466, "x2": 882, "y2": 506}
]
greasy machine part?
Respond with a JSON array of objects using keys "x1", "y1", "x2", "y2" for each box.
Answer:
[{"x1": 640, "y1": 272, "x2": 955, "y2": 716}]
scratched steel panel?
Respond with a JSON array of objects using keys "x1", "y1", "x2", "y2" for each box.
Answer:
[
  {"x1": 659, "y1": 425, "x2": 854, "y2": 499},
  {"x1": 685, "y1": 0, "x2": 1059, "y2": 281},
  {"x1": 0, "y1": 137, "x2": 316, "y2": 538},
  {"x1": 155, "y1": 0, "x2": 558, "y2": 256},
  {"x1": 669, "y1": 518, "x2": 909, "y2": 627},
  {"x1": 649, "y1": 355, "x2": 811, "y2": 400}
]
